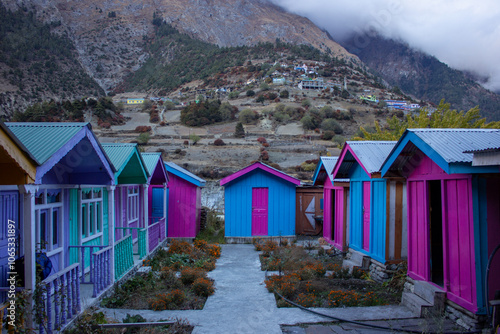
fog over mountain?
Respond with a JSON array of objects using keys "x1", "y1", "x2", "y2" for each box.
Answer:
[{"x1": 269, "y1": 0, "x2": 500, "y2": 93}]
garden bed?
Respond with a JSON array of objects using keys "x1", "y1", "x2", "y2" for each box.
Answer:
[
  {"x1": 255, "y1": 239, "x2": 404, "y2": 308},
  {"x1": 101, "y1": 240, "x2": 221, "y2": 311}
]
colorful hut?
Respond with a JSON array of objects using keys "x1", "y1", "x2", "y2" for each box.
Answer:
[
  {"x1": 141, "y1": 152, "x2": 168, "y2": 251},
  {"x1": 0, "y1": 122, "x2": 38, "y2": 304},
  {"x1": 5, "y1": 122, "x2": 116, "y2": 331},
  {"x1": 331, "y1": 141, "x2": 407, "y2": 280},
  {"x1": 381, "y1": 129, "x2": 500, "y2": 319},
  {"x1": 220, "y1": 162, "x2": 301, "y2": 238},
  {"x1": 101, "y1": 143, "x2": 149, "y2": 277},
  {"x1": 312, "y1": 157, "x2": 350, "y2": 251},
  {"x1": 164, "y1": 162, "x2": 206, "y2": 238}
]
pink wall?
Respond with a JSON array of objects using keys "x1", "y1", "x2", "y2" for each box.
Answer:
[
  {"x1": 167, "y1": 174, "x2": 200, "y2": 238},
  {"x1": 407, "y1": 154, "x2": 477, "y2": 312},
  {"x1": 322, "y1": 178, "x2": 333, "y2": 244},
  {"x1": 333, "y1": 187, "x2": 345, "y2": 251}
]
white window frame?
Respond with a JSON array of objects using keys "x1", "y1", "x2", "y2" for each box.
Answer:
[
  {"x1": 35, "y1": 189, "x2": 63, "y2": 259},
  {"x1": 127, "y1": 186, "x2": 139, "y2": 226},
  {"x1": 81, "y1": 188, "x2": 104, "y2": 244}
]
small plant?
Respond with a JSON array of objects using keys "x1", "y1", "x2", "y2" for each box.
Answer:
[
  {"x1": 192, "y1": 277, "x2": 215, "y2": 297},
  {"x1": 180, "y1": 267, "x2": 204, "y2": 285},
  {"x1": 213, "y1": 138, "x2": 225, "y2": 146}
]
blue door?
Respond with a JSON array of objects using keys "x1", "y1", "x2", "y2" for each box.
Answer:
[{"x1": 0, "y1": 192, "x2": 19, "y2": 303}]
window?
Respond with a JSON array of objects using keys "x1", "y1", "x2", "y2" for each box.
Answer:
[
  {"x1": 127, "y1": 186, "x2": 139, "y2": 224},
  {"x1": 35, "y1": 189, "x2": 62, "y2": 253},
  {"x1": 81, "y1": 188, "x2": 104, "y2": 240}
]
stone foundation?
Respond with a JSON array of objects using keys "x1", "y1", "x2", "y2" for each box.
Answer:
[
  {"x1": 368, "y1": 258, "x2": 405, "y2": 283},
  {"x1": 445, "y1": 302, "x2": 488, "y2": 331}
]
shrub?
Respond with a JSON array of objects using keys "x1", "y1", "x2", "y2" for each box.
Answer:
[
  {"x1": 280, "y1": 90, "x2": 289, "y2": 98},
  {"x1": 239, "y1": 109, "x2": 257, "y2": 124},
  {"x1": 257, "y1": 137, "x2": 267, "y2": 144},
  {"x1": 135, "y1": 126, "x2": 151, "y2": 133},
  {"x1": 321, "y1": 131, "x2": 335, "y2": 140},
  {"x1": 321, "y1": 118, "x2": 343, "y2": 134},
  {"x1": 246, "y1": 90, "x2": 255, "y2": 97},
  {"x1": 300, "y1": 114, "x2": 316, "y2": 130},
  {"x1": 260, "y1": 150, "x2": 269, "y2": 161},
  {"x1": 192, "y1": 278, "x2": 215, "y2": 297},
  {"x1": 234, "y1": 122, "x2": 245, "y2": 138},
  {"x1": 296, "y1": 293, "x2": 316, "y2": 307},
  {"x1": 180, "y1": 267, "x2": 204, "y2": 285},
  {"x1": 136, "y1": 132, "x2": 150, "y2": 145},
  {"x1": 214, "y1": 138, "x2": 225, "y2": 146}
]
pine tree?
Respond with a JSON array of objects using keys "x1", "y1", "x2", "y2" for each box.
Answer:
[{"x1": 234, "y1": 122, "x2": 245, "y2": 138}]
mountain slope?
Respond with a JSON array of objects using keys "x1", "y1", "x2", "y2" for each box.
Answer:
[{"x1": 341, "y1": 35, "x2": 500, "y2": 121}]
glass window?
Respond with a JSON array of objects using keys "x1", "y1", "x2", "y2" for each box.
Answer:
[
  {"x1": 40, "y1": 211, "x2": 47, "y2": 244},
  {"x1": 52, "y1": 208, "x2": 59, "y2": 247},
  {"x1": 97, "y1": 202, "x2": 102, "y2": 232},
  {"x1": 89, "y1": 203, "x2": 94, "y2": 235},
  {"x1": 82, "y1": 204, "x2": 87, "y2": 237}
]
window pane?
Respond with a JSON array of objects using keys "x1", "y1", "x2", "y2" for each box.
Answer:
[
  {"x1": 90, "y1": 203, "x2": 94, "y2": 235},
  {"x1": 82, "y1": 204, "x2": 87, "y2": 237},
  {"x1": 93, "y1": 189, "x2": 102, "y2": 199},
  {"x1": 52, "y1": 209, "x2": 59, "y2": 246},
  {"x1": 35, "y1": 191, "x2": 45, "y2": 205},
  {"x1": 82, "y1": 189, "x2": 92, "y2": 200},
  {"x1": 40, "y1": 211, "x2": 47, "y2": 248},
  {"x1": 97, "y1": 202, "x2": 102, "y2": 232},
  {"x1": 47, "y1": 189, "x2": 61, "y2": 203}
]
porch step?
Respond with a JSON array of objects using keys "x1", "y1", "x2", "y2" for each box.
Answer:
[
  {"x1": 402, "y1": 291, "x2": 433, "y2": 316},
  {"x1": 342, "y1": 249, "x2": 370, "y2": 272},
  {"x1": 414, "y1": 280, "x2": 446, "y2": 309},
  {"x1": 402, "y1": 281, "x2": 446, "y2": 317}
]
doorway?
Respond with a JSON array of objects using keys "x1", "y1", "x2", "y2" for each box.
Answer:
[{"x1": 428, "y1": 180, "x2": 444, "y2": 286}]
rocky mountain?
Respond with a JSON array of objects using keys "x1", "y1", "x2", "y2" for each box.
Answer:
[
  {"x1": 340, "y1": 35, "x2": 500, "y2": 121},
  {"x1": 0, "y1": 0, "x2": 354, "y2": 105}
]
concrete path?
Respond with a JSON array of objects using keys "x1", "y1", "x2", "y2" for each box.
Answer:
[{"x1": 100, "y1": 244, "x2": 424, "y2": 333}]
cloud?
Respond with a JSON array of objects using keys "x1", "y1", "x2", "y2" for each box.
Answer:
[{"x1": 269, "y1": 0, "x2": 500, "y2": 92}]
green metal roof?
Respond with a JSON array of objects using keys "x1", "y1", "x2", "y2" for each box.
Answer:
[
  {"x1": 140, "y1": 152, "x2": 162, "y2": 175},
  {"x1": 102, "y1": 143, "x2": 149, "y2": 184},
  {"x1": 6, "y1": 122, "x2": 87, "y2": 164}
]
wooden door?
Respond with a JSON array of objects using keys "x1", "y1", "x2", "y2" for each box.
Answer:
[
  {"x1": 252, "y1": 188, "x2": 268, "y2": 236},
  {"x1": 362, "y1": 182, "x2": 370, "y2": 251},
  {"x1": 151, "y1": 187, "x2": 164, "y2": 224}
]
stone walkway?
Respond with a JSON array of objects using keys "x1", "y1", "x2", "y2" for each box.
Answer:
[{"x1": 100, "y1": 244, "x2": 462, "y2": 334}]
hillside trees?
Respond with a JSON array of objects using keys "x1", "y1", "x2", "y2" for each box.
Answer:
[
  {"x1": 180, "y1": 99, "x2": 237, "y2": 126},
  {"x1": 355, "y1": 100, "x2": 500, "y2": 141}
]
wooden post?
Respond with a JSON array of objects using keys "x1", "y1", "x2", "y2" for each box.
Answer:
[
  {"x1": 107, "y1": 185, "x2": 115, "y2": 283},
  {"x1": 143, "y1": 184, "x2": 149, "y2": 254},
  {"x1": 19, "y1": 184, "x2": 37, "y2": 329}
]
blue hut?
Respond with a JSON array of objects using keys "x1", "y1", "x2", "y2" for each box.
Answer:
[
  {"x1": 220, "y1": 162, "x2": 301, "y2": 239},
  {"x1": 332, "y1": 141, "x2": 407, "y2": 281}
]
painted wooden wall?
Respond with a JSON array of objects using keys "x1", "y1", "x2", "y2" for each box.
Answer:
[
  {"x1": 0, "y1": 190, "x2": 19, "y2": 303},
  {"x1": 295, "y1": 187, "x2": 323, "y2": 235},
  {"x1": 407, "y1": 155, "x2": 477, "y2": 312},
  {"x1": 224, "y1": 169, "x2": 296, "y2": 237},
  {"x1": 168, "y1": 174, "x2": 200, "y2": 238},
  {"x1": 322, "y1": 178, "x2": 333, "y2": 244}
]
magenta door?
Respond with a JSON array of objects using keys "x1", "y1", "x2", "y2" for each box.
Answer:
[
  {"x1": 362, "y1": 182, "x2": 370, "y2": 251},
  {"x1": 252, "y1": 188, "x2": 268, "y2": 236}
]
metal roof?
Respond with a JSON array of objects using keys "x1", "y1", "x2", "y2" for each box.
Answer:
[
  {"x1": 6, "y1": 122, "x2": 87, "y2": 164},
  {"x1": 165, "y1": 162, "x2": 206, "y2": 187},
  {"x1": 220, "y1": 161, "x2": 301, "y2": 186},
  {"x1": 140, "y1": 152, "x2": 162, "y2": 175},
  {"x1": 312, "y1": 157, "x2": 338, "y2": 185},
  {"x1": 409, "y1": 128, "x2": 500, "y2": 163},
  {"x1": 102, "y1": 143, "x2": 149, "y2": 183},
  {"x1": 101, "y1": 143, "x2": 137, "y2": 172},
  {"x1": 334, "y1": 141, "x2": 396, "y2": 178},
  {"x1": 381, "y1": 128, "x2": 500, "y2": 177}
]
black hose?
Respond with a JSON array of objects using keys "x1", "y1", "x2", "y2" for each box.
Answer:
[
  {"x1": 266, "y1": 270, "x2": 483, "y2": 334},
  {"x1": 485, "y1": 243, "x2": 500, "y2": 322}
]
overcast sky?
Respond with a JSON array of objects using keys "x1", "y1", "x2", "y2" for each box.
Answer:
[{"x1": 269, "y1": 0, "x2": 500, "y2": 93}]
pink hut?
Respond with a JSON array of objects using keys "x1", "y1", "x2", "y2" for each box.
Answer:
[
  {"x1": 381, "y1": 129, "x2": 500, "y2": 323},
  {"x1": 312, "y1": 157, "x2": 350, "y2": 251},
  {"x1": 164, "y1": 162, "x2": 206, "y2": 239}
]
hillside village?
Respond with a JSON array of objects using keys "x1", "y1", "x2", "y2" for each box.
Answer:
[{"x1": 1, "y1": 5, "x2": 500, "y2": 334}]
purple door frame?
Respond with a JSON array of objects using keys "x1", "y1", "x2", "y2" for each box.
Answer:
[
  {"x1": 362, "y1": 181, "x2": 370, "y2": 251},
  {"x1": 252, "y1": 188, "x2": 268, "y2": 236}
]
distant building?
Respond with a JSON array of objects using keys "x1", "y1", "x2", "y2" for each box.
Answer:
[
  {"x1": 273, "y1": 77, "x2": 286, "y2": 85},
  {"x1": 127, "y1": 98, "x2": 145, "y2": 105}
]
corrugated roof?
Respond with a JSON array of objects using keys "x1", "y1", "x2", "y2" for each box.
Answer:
[
  {"x1": 6, "y1": 122, "x2": 87, "y2": 164},
  {"x1": 165, "y1": 162, "x2": 206, "y2": 187},
  {"x1": 140, "y1": 152, "x2": 162, "y2": 175},
  {"x1": 347, "y1": 141, "x2": 397, "y2": 174},
  {"x1": 101, "y1": 143, "x2": 137, "y2": 172},
  {"x1": 409, "y1": 129, "x2": 500, "y2": 163},
  {"x1": 220, "y1": 161, "x2": 301, "y2": 186}
]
